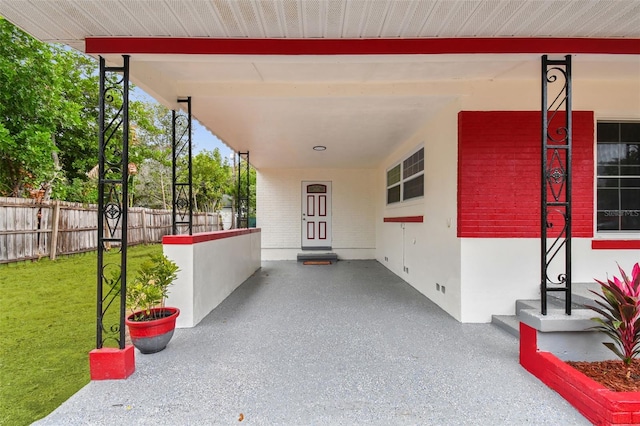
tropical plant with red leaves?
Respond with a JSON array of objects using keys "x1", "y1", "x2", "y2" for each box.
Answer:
[{"x1": 589, "y1": 263, "x2": 640, "y2": 368}]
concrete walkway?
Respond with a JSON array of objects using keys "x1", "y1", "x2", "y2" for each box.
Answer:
[{"x1": 35, "y1": 261, "x2": 589, "y2": 425}]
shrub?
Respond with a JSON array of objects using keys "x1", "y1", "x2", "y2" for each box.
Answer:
[
  {"x1": 126, "y1": 254, "x2": 179, "y2": 321},
  {"x1": 589, "y1": 262, "x2": 640, "y2": 366}
]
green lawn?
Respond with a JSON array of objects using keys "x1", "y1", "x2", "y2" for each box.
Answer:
[{"x1": 0, "y1": 244, "x2": 162, "y2": 426}]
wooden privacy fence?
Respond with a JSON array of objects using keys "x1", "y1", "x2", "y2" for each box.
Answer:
[{"x1": 0, "y1": 197, "x2": 220, "y2": 264}]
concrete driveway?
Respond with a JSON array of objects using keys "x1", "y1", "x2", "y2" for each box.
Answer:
[{"x1": 35, "y1": 260, "x2": 588, "y2": 425}]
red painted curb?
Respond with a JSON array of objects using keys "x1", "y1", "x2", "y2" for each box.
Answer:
[{"x1": 520, "y1": 323, "x2": 640, "y2": 425}]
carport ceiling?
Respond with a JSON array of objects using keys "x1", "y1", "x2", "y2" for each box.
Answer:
[{"x1": 1, "y1": 0, "x2": 639, "y2": 169}]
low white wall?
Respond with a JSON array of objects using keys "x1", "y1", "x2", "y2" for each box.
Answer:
[
  {"x1": 163, "y1": 230, "x2": 261, "y2": 328},
  {"x1": 460, "y1": 238, "x2": 640, "y2": 323}
]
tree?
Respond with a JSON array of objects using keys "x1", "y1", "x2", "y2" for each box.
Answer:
[
  {"x1": 0, "y1": 17, "x2": 234, "y2": 208},
  {"x1": 231, "y1": 159, "x2": 257, "y2": 221},
  {"x1": 0, "y1": 17, "x2": 87, "y2": 197},
  {"x1": 192, "y1": 148, "x2": 232, "y2": 212}
]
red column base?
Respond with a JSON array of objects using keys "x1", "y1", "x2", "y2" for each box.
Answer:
[{"x1": 89, "y1": 346, "x2": 135, "y2": 380}]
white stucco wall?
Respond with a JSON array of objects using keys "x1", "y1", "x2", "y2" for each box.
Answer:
[
  {"x1": 376, "y1": 100, "x2": 463, "y2": 320},
  {"x1": 257, "y1": 168, "x2": 376, "y2": 260},
  {"x1": 460, "y1": 238, "x2": 640, "y2": 322},
  {"x1": 164, "y1": 230, "x2": 262, "y2": 328}
]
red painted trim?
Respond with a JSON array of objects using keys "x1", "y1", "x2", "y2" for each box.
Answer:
[
  {"x1": 592, "y1": 239, "x2": 640, "y2": 250},
  {"x1": 126, "y1": 308, "x2": 180, "y2": 338},
  {"x1": 89, "y1": 346, "x2": 135, "y2": 380},
  {"x1": 384, "y1": 216, "x2": 424, "y2": 223},
  {"x1": 162, "y1": 228, "x2": 260, "y2": 245},
  {"x1": 307, "y1": 195, "x2": 315, "y2": 217},
  {"x1": 520, "y1": 323, "x2": 640, "y2": 425},
  {"x1": 85, "y1": 37, "x2": 640, "y2": 56}
]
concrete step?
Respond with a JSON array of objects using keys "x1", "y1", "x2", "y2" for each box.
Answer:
[
  {"x1": 491, "y1": 315, "x2": 519, "y2": 338},
  {"x1": 297, "y1": 252, "x2": 338, "y2": 263},
  {"x1": 492, "y1": 283, "x2": 602, "y2": 338},
  {"x1": 550, "y1": 282, "x2": 600, "y2": 309}
]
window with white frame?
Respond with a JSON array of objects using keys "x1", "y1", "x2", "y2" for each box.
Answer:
[
  {"x1": 596, "y1": 122, "x2": 640, "y2": 232},
  {"x1": 386, "y1": 147, "x2": 424, "y2": 204}
]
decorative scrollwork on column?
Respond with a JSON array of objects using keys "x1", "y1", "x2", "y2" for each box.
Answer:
[
  {"x1": 237, "y1": 152, "x2": 250, "y2": 229},
  {"x1": 97, "y1": 55, "x2": 130, "y2": 349},
  {"x1": 541, "y1": 55, "x2": 572, "y2": 315},
  {"x1": 172, "y1": 97, "x2": 192, "y2": 235}
]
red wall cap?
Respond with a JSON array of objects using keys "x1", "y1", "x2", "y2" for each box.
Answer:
[{"x1": 163, "y1": 228, "x2": 261, "y2": 245}]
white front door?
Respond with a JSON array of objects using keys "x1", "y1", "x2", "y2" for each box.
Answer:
[{"x1": 302, "y1": 181, "x2": 332, "y2": 249}]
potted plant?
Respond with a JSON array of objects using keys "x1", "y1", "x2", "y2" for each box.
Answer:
[{"x1": 125, "y1": 253, "x2": 180, "y2": 354}]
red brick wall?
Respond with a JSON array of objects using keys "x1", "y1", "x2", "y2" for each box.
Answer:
[{"x1": 457, "y1": 111, "x2": 594, "y2": 238}]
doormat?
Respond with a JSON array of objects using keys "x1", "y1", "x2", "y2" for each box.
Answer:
[{"x1": 303, "y1": 261, "x2": 332, "y2": 265}]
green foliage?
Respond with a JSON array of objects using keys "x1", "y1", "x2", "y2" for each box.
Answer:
[
  {"x1": 230, "y1": 159, "x2": 257, "y2": 216},
  {"x1": 0, "y1": 18, "x2": 235, "y2": 208},
  {"x1": 0, "y1": 244, "x2": 162, "y2": 426},
  {"x1": 192, "y1": 148, "x2": 233, "y2": 212},
  {"x1": 589, "y1": 263, "x2": 640, "y2": 365},
  {"x1": 0, "y1": 18, "x2": 90, "y2": 197},
  {"x1": 127, "y1": 254, "x2": 179, "y2": 320}
]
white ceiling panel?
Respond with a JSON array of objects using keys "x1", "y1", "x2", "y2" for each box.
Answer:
[
  {"x1": 1, "y1": 0, "x2": 638, "y2": 42},
  {"x1": 0, "y1": 0, "x2": 637, "y2": 170}
]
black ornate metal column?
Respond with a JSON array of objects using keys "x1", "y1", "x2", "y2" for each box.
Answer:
[
  {"x1": 237, "y1": 151, "x2": 250, "y2": 229},
  {"x1": 172, "y1": 97, "x2": 193, "y2": 235},
  {"x1": 97, "y1": 55, "x2": 130, "y2": 349},
  {"x1": 541, "y1": 55, "x2": 572, "y2": 315}
]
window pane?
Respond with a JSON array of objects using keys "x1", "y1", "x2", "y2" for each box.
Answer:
[
  {"x1": 403, "y1": 175, "x2": 424, "y2": 200},
  {"x1": 597, "y1": 211, "x2": 620, "y2": 231},
  {"x1": 621, "y1": 189, "x2": 640, "y2": 210},
  {"x1": 621, "y1": 178, "x2": 640, "y2": 188},
  {"x1": 620, "y1": 144, "x2": 640, "y2": 176},
  {"x1": 621, "y1": 215, "x2": 640, "y2": 230},
  {"x1": 307, "y1": 184, "x2": 326, "y2": 193},
  {"x1": 403, "y1": 148, "x2": 424, "y2": 179},
  {"x1": 621, "y1": 123, "x2": 640, "y2": 142},
  {"x1": 597, "y1": 165, "x2": 620, "y2": 176},
  {"x1": 597, "y1": 122, "x2": 619, "y2": 142},
  {"x1": 597, "y1": 143, "x2": 622, "y2": 176},
  {"x1": 597, "y1": 188, "x2": 619, "y2": 210},
  {"x1": 387, "y1": 165, "x2": 400, "y2": 186},
  {"x1": 387, "y1": 185, "x2": 400, "y2": 204},
  {"x1": 597, "y1": 178, "x2": 618, "y2": 188},
  {"x1": 596, "y1": 122, "x2": 640, "y2": 231}
]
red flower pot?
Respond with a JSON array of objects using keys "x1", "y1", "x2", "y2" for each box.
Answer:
[{"x1": 125, "y1": 307, "x2": 180, "y2": 354}]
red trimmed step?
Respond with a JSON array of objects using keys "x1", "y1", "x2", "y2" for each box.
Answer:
[{"x1": 520, "y1": 323, "x2": 640, "y2": 425}]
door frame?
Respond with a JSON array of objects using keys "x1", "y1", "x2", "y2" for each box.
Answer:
[{"x1": 301, "y1": 181, "x2": 332, "y2": 250}]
